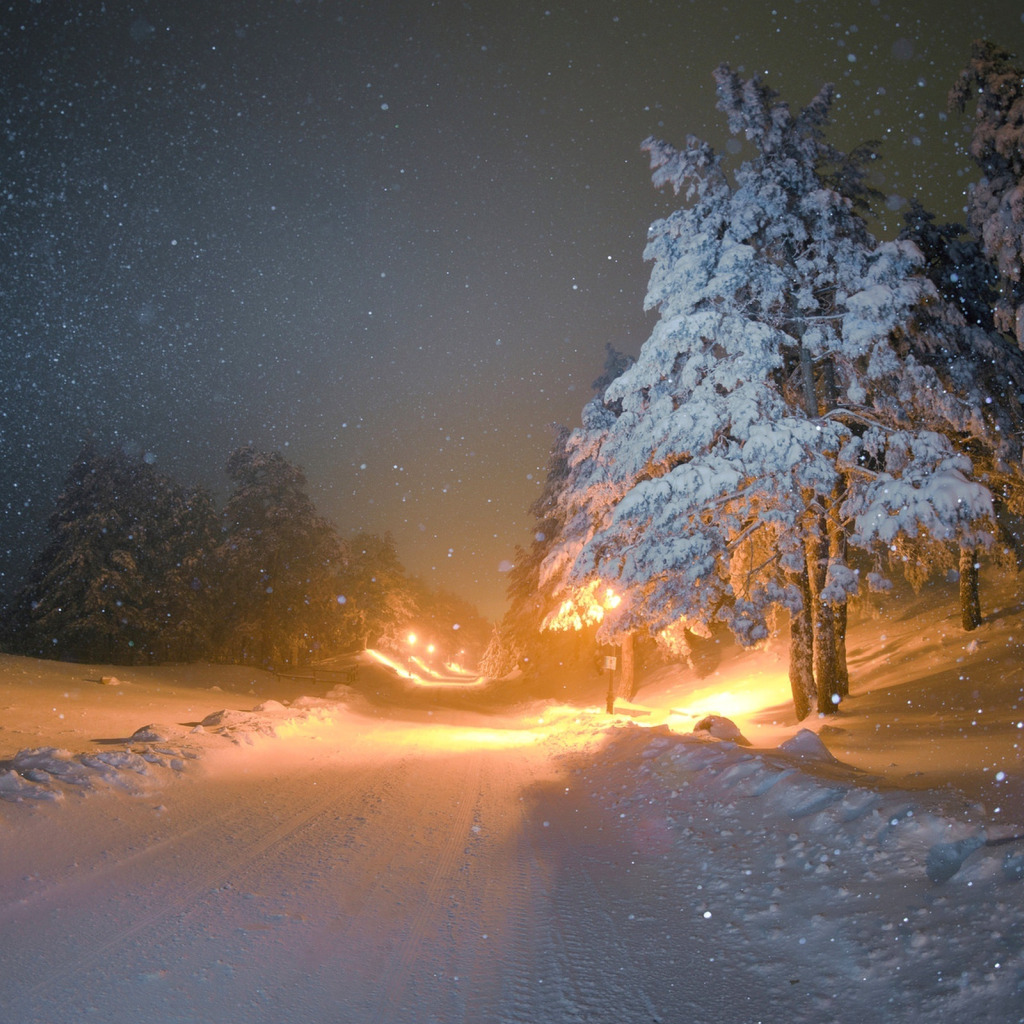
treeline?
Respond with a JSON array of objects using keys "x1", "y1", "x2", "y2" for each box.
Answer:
[{"x1": 1, "y1": 443, "x2": 489, "y2": 667}]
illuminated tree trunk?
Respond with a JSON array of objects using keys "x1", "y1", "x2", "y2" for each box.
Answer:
[
  {"x1": 788, "y1": 563, "x2": 815, "y2": 721},
  {"x1": 806, "y1": 524, "x2": 839, "y2": 715},
  {"x1": 834, "y1": 598, "x2": 849, "y2": 698},
  {"x1": 829, "y1": 505, "x2": 850, "y2": 698},
  {"x1": 960, "y1": 546, "x2": 982, "y2": 631}
]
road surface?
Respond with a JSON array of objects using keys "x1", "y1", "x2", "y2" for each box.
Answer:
[{"x1": 0, "y1": 700, "x2": 727, "y2": 1024}]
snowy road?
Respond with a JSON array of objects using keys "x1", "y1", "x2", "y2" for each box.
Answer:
[
  {"x1": 1, "y1": 708, "x2": 695, "y2": 1024},
  {"x1": 0, "y1": 707, "x2": 798, "y2": 1024},
  {"x1": 1, "y1": 677, "x2": 1022, "y2": 1024}
]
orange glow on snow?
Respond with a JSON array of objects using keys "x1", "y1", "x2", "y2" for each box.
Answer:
[
  {"x1": 364, "y1": 648, "x2": 485, "y2": 688},
  {"x1": 408, "y1": 656, "x2": 486, "y2": 688},
  {"x1": 263, "y1": 695, "x2": 602, "y2": 755},
  {"x1": 366, "y1": 647, "x2": 414, "y2": 677},
  {"x1": 387, "y1": 723, "x2": 544, "y2": 751},
  {"x1": 628, "y1": 656, "x2": 793, "y2": 738},
  {"x1": 547, "y1": 582, "x2": 622, "y2": 632},
  {"x1": 384, "y1": 707, "x2": 603, "y2": 754}
]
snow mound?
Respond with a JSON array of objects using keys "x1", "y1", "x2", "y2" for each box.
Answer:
[
  {"x1": 128, "y1": 723, "x2": 170, "y2": 742},
  {"x1": 925, "y1": 835, "x2": 987, "y2": 883},
  {"x1": 253, "y1": 699, "x2": 288, "y2": 713},
  {"x1": 777, "y1": 727, "x2": 839, "y2": 762},
  {"x1": 691, "y1": 714, "x2": 751, "y2": 745},
  {"x1": 198, "y1": 699, "x2": 349, "y2": 745},
  {"x1": 0, "y1": 740, "x2": 200, "y2": 803}
]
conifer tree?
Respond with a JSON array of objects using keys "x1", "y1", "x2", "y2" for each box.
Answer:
[
  {"x1": 10, "y1": 444, "x2": 217, "y2": 662},
  {"x1": 333, "y1": 531, "x2": 417, "y2": 653},
  {"x1": 950, "y1": 40, "x2": 1024, "y2": 347},
  {"x1": 216, "y1": 447, "x2": 343, "y2": 666},
  {"x1": 544, "y1": 66, "x2": 996, "y2": 718}
]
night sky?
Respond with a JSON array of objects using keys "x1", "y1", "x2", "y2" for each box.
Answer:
[{"x1": 2, "y1": 1, "x2": 1022, "y2": 619}]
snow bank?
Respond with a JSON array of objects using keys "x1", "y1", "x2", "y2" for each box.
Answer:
[
  {"x1": 591, "y1": 721, "x2": 1019, "y2": 888},
  {"x1": 196, "y1": 697, "x2": 351, "y2": 745},
  {"x1": 0, "y1": 684, "x2": 356, "y2": 801},
  {"x1": 535, "y1": 718, "x2": 1024, "y2": 1020},
  {"x1": 0, "y1": 740, "x2": 200, "y2": 803}
]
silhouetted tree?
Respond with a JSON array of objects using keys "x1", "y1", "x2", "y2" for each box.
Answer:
[
  {"x1": 8, "y1": 444, "x2": 217, "y2": 662},
  {"x1": 215, "y1": 447, "x2": 343, "y2": 666},
  {"x1": 950, "y1": 40, "x2": 1024, "y2": 347}
]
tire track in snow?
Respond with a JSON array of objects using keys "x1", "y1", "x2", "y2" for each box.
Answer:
[
  {"x1": 227, "y1": 747, "x2": 503, "y2": 1024},
  {"x1": 488, "y1": 761, "x2": 589, "y2": 1024},
  {"x1": 519, "y1": 774, "x2": 670, "y2": 1023},
  {"x1": 365, "y1": 752, "x2": 484, "y2": 1022},
  {"x1": 318, "y1": 746, "x2": 563, "y2": 1024},
  {"x1": 453, "y1": 753, "x2": 554, "y2": 1024}
]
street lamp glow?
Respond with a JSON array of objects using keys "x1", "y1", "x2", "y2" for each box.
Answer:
[{"x1": 546, "y1": 581, "x2": 623, "y2": 631}]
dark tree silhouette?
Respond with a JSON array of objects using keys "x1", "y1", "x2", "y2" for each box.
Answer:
[
  {"x1": 8, "y1": 444, "x2": 217, "y2": 663},
  {"x1": 215, "y1": 447, "x2": 343, "y2": 667}
]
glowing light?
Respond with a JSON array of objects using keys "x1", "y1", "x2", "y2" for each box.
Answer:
[
  {"x1": 366, "y1": 647, "x2": 415, "y2": 678},
  {"x1": 407, "y1": 632, "x2": 417, "y2": 645},
  {"x1": 546, "y1": 581, "x2": 623, "y2": 632},
  {"x1": 364, "y1": 648, "x2": 485, "y2": 687},
  {"x1": 622, "y1": 657, "x2": 793, "y2": 738}
]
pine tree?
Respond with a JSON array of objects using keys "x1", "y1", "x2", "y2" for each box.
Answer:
[
  {"x1": 215, "y1": 447, "x2": 343, "y2": 666},
  {"x1": 333, "y1": 531, "x2": 417, "y2": 653},
  {"x1": 899, "y1": 196, "x2": 1024, "y2": 628},
  {"x1": 949, "y1": 40, "x2": 1024, "y2": 346},
  {"x1": 10, "y1": 444, "x2": 217, "y2": 662},
  {"x1": 899, "y1": 200, "x2": 998, "y2": 333},
  {"x1": 497, "y1": 438, "x2": 593, "y2": 688},
  {"x1": 544, "y1": 66, "x2": 998, "y2": 719},
  {"x1": 148, "y1": 483, "x2": 219, "y2": 661}
]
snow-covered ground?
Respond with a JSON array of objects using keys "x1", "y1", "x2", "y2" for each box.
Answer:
[{"x1": 1, "y1": 573, "x2": 1022, "y2": 1023}]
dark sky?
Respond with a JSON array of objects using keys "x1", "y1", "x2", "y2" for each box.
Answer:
[{"x1": 2, "y1": 0, "x2": 1022, "y2": 619}]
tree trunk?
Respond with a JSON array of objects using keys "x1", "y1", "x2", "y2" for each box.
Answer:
[
  {"x1": 828, "y1": 508, "x2": 850, "y2": 698},
  {"x1": 834, "y1": 599, "x2": 849, "y2": 697},
  {"x1": 788, "y1": 563, "x2": 816, "y2": 721},
  {"x1": 819, "y1": 363, "x2": 850, "y2": 701},
  {"x1": 806, "y1": 528, "x2": 839, "y2": 715},
  {"x1": 618, "y1": 632, "x2": 636, "y2": 700},
  {"x1": 605, "y1": 658, "x2": 616, "y2": 715},
  {"x1": 960, "y1": 547, "x2": 982, "y2": 631},
  {"x1": 800, "y1": 348, "x2": 818, "y2": 417}
]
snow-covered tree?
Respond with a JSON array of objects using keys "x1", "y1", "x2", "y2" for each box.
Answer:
[
  {"x1": 518, "y1": 359, "x2": 646, "y2": 699},
  {"x1": 899, "y1": 200, "x2": 998, "y2": 333},
  {"x1": 544, "y1": 66, "x2": 997, "y2": 719},
  {"x1": 9, "y1": 444, "x2": 217, "y2": 663},
  {"x1": 950, "y1": 40, "x2": 1024, "y2": 347},
  {"x1": 215, "y1": 447, "x2": 343, "y2": 666},
  {"x1": 333, "y1": 531, "x2": 417, "y2": 653},
  {"x1": 493, "y1": 425, "x2": 578, "y2": 676},
  {"x1": 898, "y1": 199, "x2": 1024, "y2": 627}
]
